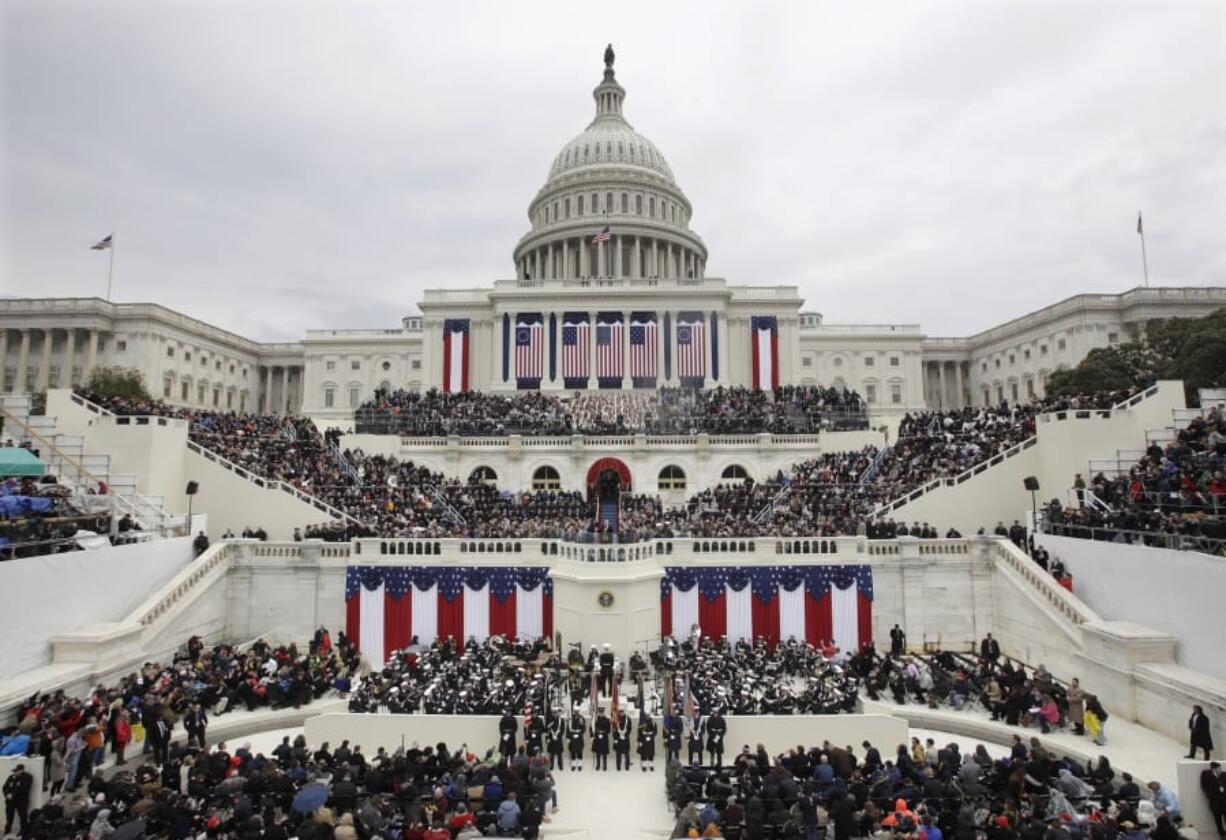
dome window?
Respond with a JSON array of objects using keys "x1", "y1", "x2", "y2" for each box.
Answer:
[
  {"x1": 629, "y1": 145, "x2": 636, "y2": 160},
  {"x1": 578, "y1": 195, "x2": 585, "y2": 215},
  {"x1": 584, "y1": 145, "x2": 589, "y2": 161},
  {"x1": 649, "y1": 197, "x2": 655, "y2": 217},
  {"x1": 594, "y1": 143, "x2": 600, "y2": 158},
  {"x1": 621, "y1": 193, "x2": 628, "y2": 213},
  {"x1": 618, "y1": 142, "x2": 624, "y2": 156},
  {"x1": 635, "y1": 195, "x2": 643, "y2": 215},
  {"x1": 606, "y1": 141, "x2": 612, "y2": 156}
]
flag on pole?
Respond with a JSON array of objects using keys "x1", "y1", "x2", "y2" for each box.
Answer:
[
  {"x1": 610, "y1": 676, "x2": 620, "y2": 727},
  {"x1": 91, "y1": 234, "x2": 113, "y2": 250},
  {"x1": 589, "y1": 670, "x2": 599, "y2": 720},
  {"x1": 592, "y1": 225, "x2": 611, "y2": 244},
  {"x1": 683, "y1": 673, "x2": 695, "y2": 720},
  {"x1": 1137, "y1": 213, "x2": 1143, "y2": 235}
]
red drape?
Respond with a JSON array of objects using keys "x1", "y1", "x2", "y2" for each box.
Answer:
[
  {"x1": 751, "y1": 594, "x2": 780, "y2": 649},
  {"x1": 345, "y1": 596, "x2": 360, "y2": 645},
  {"x1": 751, "y1": 328, "x2": 761, "y2": 389},
  {"x1": 490, "y1": 591, "x2": 517, "y2": 639},
  {"x1": 857, "y1": 592, "x2": 873, "y2": 646},
  {"x1": 437, "y1": 592, "x2": 465, "y2": 642},
  {"x1": 384, "y1": 592, "x2": 411, "y2": 655},
  {"x1": 770, "y1": 331, "x2": 779, "y2": 389},
  {"x1": 660, "y1": 591, "x2": 672, "y2": 639},
  {"x1": 805, "y1": 592, "x2": 832, "y2": 647},
  {"x1": 543, "y1": 593, "x2": 554, "y2": 641},
  {"x1": 698, "y1": 592, "x2": 726, "y2": 641}
]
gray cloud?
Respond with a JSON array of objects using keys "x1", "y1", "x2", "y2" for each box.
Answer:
[{"x1": 2, "y1": 1, "x2": 1223, "y2": 342}]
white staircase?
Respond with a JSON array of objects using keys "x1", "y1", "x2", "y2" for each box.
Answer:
[
  {"x1": 0, "y1": 394, "x2": 176, "y2": 534},
  {"x1": 1085, "y1": 392, "x2": 1216, "y2": 479}
]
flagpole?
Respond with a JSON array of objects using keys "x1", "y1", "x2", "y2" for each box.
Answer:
[
  {"x1": 1137, "y1": 212, "x2": 1149, "y2": 288},
  {"x1": 106, "y1": 234, "x2": 116, "y2": 301}
]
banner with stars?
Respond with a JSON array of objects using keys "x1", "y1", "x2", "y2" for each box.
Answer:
[
  {"x1": 660, "y1": 565, "x2": 872, "y2": 654},
  {"x1": 345, "y1": 566, "x2": 554, "y2": 667}
]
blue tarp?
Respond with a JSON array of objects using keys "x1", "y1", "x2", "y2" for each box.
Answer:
[
  {"x1": 0, "y1": 448, "x2": 45, "y2": 477},
  {"x1": 0, "y1": 494, "x2": 55, "y2": 518}
]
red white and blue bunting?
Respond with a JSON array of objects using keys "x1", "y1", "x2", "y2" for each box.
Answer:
[
  {"x1": 344, "y1": 566, "x2": 554, "y2": 666},
  {"x1": 660, "y1": 565, "x2": 873, "y2": 653}
]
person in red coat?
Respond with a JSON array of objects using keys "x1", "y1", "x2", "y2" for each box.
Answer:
[{"x1": 112, "y1": 710, "x2": 133, "y2": 766}]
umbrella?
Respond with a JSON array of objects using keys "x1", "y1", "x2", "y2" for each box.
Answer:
[
  {"x1": 291, "y1": 782, "x2": 329, "y2": 814},
  {"x1": 110, "y1": 819, "x2": 147, "y2": 840}
]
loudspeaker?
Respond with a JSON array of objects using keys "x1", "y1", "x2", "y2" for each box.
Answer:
[
  {"x1": 1023, "y1": 476, "x2": 1040, "y2": 492},
  {"x1": 185, "y1": 481, "x2": 199, "y2": 495}
]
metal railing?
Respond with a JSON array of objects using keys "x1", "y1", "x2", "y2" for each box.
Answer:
[{"x1": 1041, "y1": 520, "x2": 1226, "y2": 557}]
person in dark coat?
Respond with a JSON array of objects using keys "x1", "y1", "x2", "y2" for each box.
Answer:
[
  {"x1": 637, "y1": 714, "x2": 657, "y2": 772},
  {"x1": 613, "y1": 712, "x2": 632, "y2": 771},
  {"x1": 591, "y1": 709, "x2": 611, "y2": 771},
  {"x1": 1188, "y1": 705, "x2": 1214, "y2": 760},
  {"x1": 3, "y1": 763, "x2": 33, "y2": 837},
  {"x1": 664, "y1": 713, "x2": 682, "y2": 763},
  {"x1": 687, "y1": 715, "x2": 705, "y2": 766},
  {"x1": 1200, "y1": 761, "x2": 1225, "y2": 834},
  {"x1": 706, "y1": 710, "x2": 727, "y2": 768},
  {"x1": 568, "y1": 711, "x2": 585, "y2": 771},
  {"x1": 547, "y1": 715, "x2": 565, "y2": 771},
  {"x1": 498, "y1": 710, "x2": 518, "y2": 758}
]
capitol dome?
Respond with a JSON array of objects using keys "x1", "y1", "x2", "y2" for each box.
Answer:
[{"x1": 512, "y1": 46, "x2": 707, "y2": 283}]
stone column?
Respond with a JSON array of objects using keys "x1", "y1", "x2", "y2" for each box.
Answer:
[
  {"x1": 588, "y1": 310, "x2": 598, "y2": 386},
  {"x1": 936, "y1": 362, "x2": 946, "y2": 409},
  {"x1": 35, "y1": 329, "x2": 53, "y2": 392},
  {"x1": 261, "y1": 368, "x2": 271, "y2": 414},
  {"x1": 14, "y1": 330, "x2": 30, "y2": 393},
  {"x1": 652, "y1": 240, "x2": 659, "y2": 278},
  {"x1": 280, "y1": 366, "x2": 289, "y2": 414},
  {"x1": 0, "y1": 330, "x2": 7, "y2": 393},
  {"x1": 562, "y1": 240, "x2": 570, "y2": 280},
  {"x1": 633, "y1": 236, "x2": 641, "y2": 279},
  {"x1": 82, "y1": 329, "x2": 98, "y2": 385},
  {"x1": 546, "y1": 243, "x2": 554, "y2": 280},
  {"x1": 598, "y1": 240, "x2": 606, "y2": 277},
  {"x1": 63, "y1": 329, "x2": 77, "y2": 389},
  {"x1": 955, "y1": 362, "x2": 965, "y2": 409},
  {"x1": 656, "y1": 311, "x2": 666, "y2": 384},
  {"x1": 614, "y1": 235, "x2": 622, "y2": 277}
]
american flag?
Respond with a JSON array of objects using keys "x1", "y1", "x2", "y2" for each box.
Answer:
[
  {"x1": 592, "y1": 225, "x2": 611, "y2": 244},
  {"x1": 515, "y1": 317, "x2": 544, "y2": 382},
  {"x1": 90, "y1": 234, "x2": 113, "y2": 250},
  {"x1": 629, "y1": 314, "x2": 657, "y2": 381},
  {"x1": 596, "y1": 315, "x2": 623, "y2": 382},
  {"x1": 676, "y1": 315, "x2": 706, "y2": 382},
  {"x1": 562, "y1": 315, "x2": 590, "y2": 382}
]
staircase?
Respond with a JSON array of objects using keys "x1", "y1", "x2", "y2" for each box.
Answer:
[
  {"x1": 598, "y1": 498, "x2": 619, "y2": 530},
  {"x1": 0, "y1": 394, "x2": 176, "y2": 534},
  {"x1": 1085, "y1": 389, "x2": 1219, "y2": 479}
]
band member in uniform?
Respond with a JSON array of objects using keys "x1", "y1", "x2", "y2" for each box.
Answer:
[
  {"x1": 613, "y1": 710, "x2": 632, "y2": 771},
  {"x1": 686, "y1": 713, "x2": 705, "y2": 765},
  {"x1": 547, "y1": 713, "x2": 566, "y2": 771},
  {"x1": 599, "y1": 644, "x2": 615, "y2": 695},
  {"x1": 568, "y1": 709, "x2": 586, "y2": 771},
  {"x1": 637, "y1": 713, "x2": 657, "y2": 772},
  {"x1": 591, "y1": 707, "x2": 611, "y2": 771},
  {"x1": 706, "y1": 708, "x2": 728, "y2": 768},
  {"x1": 498, "y1": 709, "x2": 518, "y2": 759},
  {"x1": 664, "y1": 712, "x2": 683, "y2": 763},
  {"x1": 524, "y1": 707, "x2": 545, "y2": 757}
]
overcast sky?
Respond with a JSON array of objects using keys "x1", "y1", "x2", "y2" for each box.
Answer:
[{"x1": 2, "y1": 1, "x2": 1223, "y2": 342}]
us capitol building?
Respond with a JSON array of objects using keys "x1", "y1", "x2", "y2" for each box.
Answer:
[{"x1": 2, "y1": 48, "x2": 1223, "y2": 421}]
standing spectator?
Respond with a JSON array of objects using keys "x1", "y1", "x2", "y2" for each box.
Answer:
[
  {"x1": 185, "y1": 703, "x2": 208, "y2": 749},
  {"x1": 1189, "y1": 705, "x2": 1214, "y2": 760},
  {"x1": 112, "y1": 710, "x2": 132, "y2": 765},
  {"x1": 1065, "y1": 678, "x2": 1085, "y2": 736},
  {"x1": 193, "y1": 530, "x2": 210, "y2": 557},
  {"x1": 3, "y1": 763, "x2": 33, "y2": 837},
  {"x1": 1200, "y1": 762, "x2": 1225, "y2": 836},
  {"x1": 497, "y1": 791, "x2": 521, "y2": 834}
]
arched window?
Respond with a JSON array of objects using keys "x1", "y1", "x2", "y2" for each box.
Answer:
[
  {"x1": 658, "y1": 465, "x2": 687, "y2": 491},
  {"x1": 592, "y1": 192, "x2": 599, "y2": 212},
  {"x1": 606, "y1": 192, "x2": 613, "y2": 212},
  {"x1": 564, "y1": 198, "x2": 571, "y2": 219},
  {"x1": 578, "y1": 194, "x2": 585, "y2": 215},
  {"x1": 649, "y1": 197, "x2": 656, "y2": 217},
  {"x1": 635, "y1": 195, "x2": 643, "y2": 215},
  {"x1": 470, "y1": 466, "x2": 498, "y2": 486},
  {"x1": 620, "y1": 193, "x2": 628, "y2": 214},
  {"x1": 721, "y1": 465, "x2": 750, "y2": 484},
  {"x1": 532, "y1": 466, "x2": 561, "y2": 490}
]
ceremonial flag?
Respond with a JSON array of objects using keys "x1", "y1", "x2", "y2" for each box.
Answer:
[
  {"x1": 751, "y1": 316, "x2": 779, "y2": 390},
  {"x1": 1137, "y1": 213, "x2": 1143, "y2": 235},
  {"x1": 596, "y1": 312, "x2": 623, "y2": 386},
  {"x1": 592, "y1": 225, "x2": 611, "y2": 244},
  {"x1": 660, "y1": 565, "x2": 873, "y2": 653},
  {"x1": 629, "y1": 312, "x2": 658, "y2": 386},
  {"x1": 90, "y1": 234, "x2": 113, "y2": 250},
  {"x1": 515, "y1": 314, "x2": 544, "y2": 386},
  {"x1": 589, "y1": 670, "x2": 599, "y2": 720},
  {"x1": 344, "y1": 566, "x2": 553, "y2": 667},
  {"x1": 611, "y1": 677, "x2": 620, "y2": 726},
  {"x1": 562, "y1": 313, "x2": 590, "y2": 387},
  {"x1": 676, "y1": 313, "x2": 706, "y2": 386},
  {"x1": 442, "y1": 319, "x2": 470, "y2": 393}
]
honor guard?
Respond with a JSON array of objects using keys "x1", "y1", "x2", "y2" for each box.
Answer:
[
  {"x1": 567, "y1": 710, "x2": 586, "y2": 771},
  {"x1": 547, "y1": 713, "x2": 566, "y2": 771},
  {"x1": 498, "y1": 709, "x2": 517, "y2": 758},
  {"x1": 591, "y1": 707, "x2": 611, "y2": 771},
  {"x1": 613, "y1": 711, "x2": 632, "y2": 771},
  {"x1": 706, "y1": 708, "x2": 728, "y2": 768},
  {"x1": 664, "y1": 712, "x2": 683, "y2": 763},
  {"x1": 637, "y1": 713, "x2": 657, "y2": 772},
  {"x1": 686, "y1": 713, "x2": 705, "y2": 765}
]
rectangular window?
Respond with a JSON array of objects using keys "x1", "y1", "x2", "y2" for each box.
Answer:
[
  {"x1": 326, "y1": 361, "x2": 336, "y2": 371},
  {"x1": 981, "y1": 362, "x2": 987, "y2": 372},
  {"x1": 995, "y1": 359, "x2": 1001, "y2": 368},
  {"x1": 1058, "y1": 339, "x2": 1067, "y2": 351},
  {"x1": 802, "y1": 356, "x2": 812, "y2": 368},
  {"x1": 1024, "y1": 349, "x2": 1031, "y2": 360},
  {"x1": 226, "y1": 392, "x2": 233, "y2": 409},
  {"x1": 864, "y1": 356, "x2": 874, "y2": 367},
  {"x1": 163, "y1": 381, "x2": 171, "y2": 398},
  {"x1": 349, "y1": 387, "x2": 359, "y2": 408},
  {"x1": 181, "y1": 382, "x2": 189, "y2": 400},
  {"x1": 865, "y1": 384, "x2": 877, "y2": 404},
  {"x1": 215, "y1": 360, "x2": 221, "y2": 371},
  {"x1": 324, "y1": 388, "x2": 335, "y2": 408},
  {"x1": 184, "y1": 351, "x2": 191, "y2": 362},
  {"x1": 1008, "y1": 355, "x2": 1015, "y2": 365},
  {"x1": 1108, "y1": 332, "x2": 1118, "y2": 344},
  {"x1": 351, "y1": 360, "x2": 360, "y2": 370},
  {"x1": 411, "y1": 359, "x2": 421, "y2": 371},
  {"x1": 890, "y1": 383, "x2": 902, "y2": 404},
  {"x1": 1040, "y1": 345, "x2": 1048, "y2": 355},
  {"x1": 889, "y1": 357, "x2": 899, "y2": 367},
  {"x1": 213, "y1": 388, "x2": 220, "y2": 407},
  {"x1": 116, "y1": 340, "x2": 126, "y2": 352},
  {"x1": 167, "y1": 347, "x2": 175, "y2": 358}
]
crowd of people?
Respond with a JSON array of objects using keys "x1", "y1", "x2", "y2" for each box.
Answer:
[
  {"x1": 1042, "y1": 404, "x2": 1226, "y2": 554},
  {"x1": 353, "y1": 386, "x2": 869, "y2": 438},
  {"x1": 664, "y1": 733, "x2": 1194, "y2": 840},
  {"x1": 75, "y1": 388, "x2": 1155, "y2": 545}
]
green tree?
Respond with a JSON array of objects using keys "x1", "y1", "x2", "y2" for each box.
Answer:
[
  {"x1": 84, "y1": 367, "x2": 150, "y2": 400},
  {"x1": 1044, "y1": 344, "x2": 1157, "y2": 396}
]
